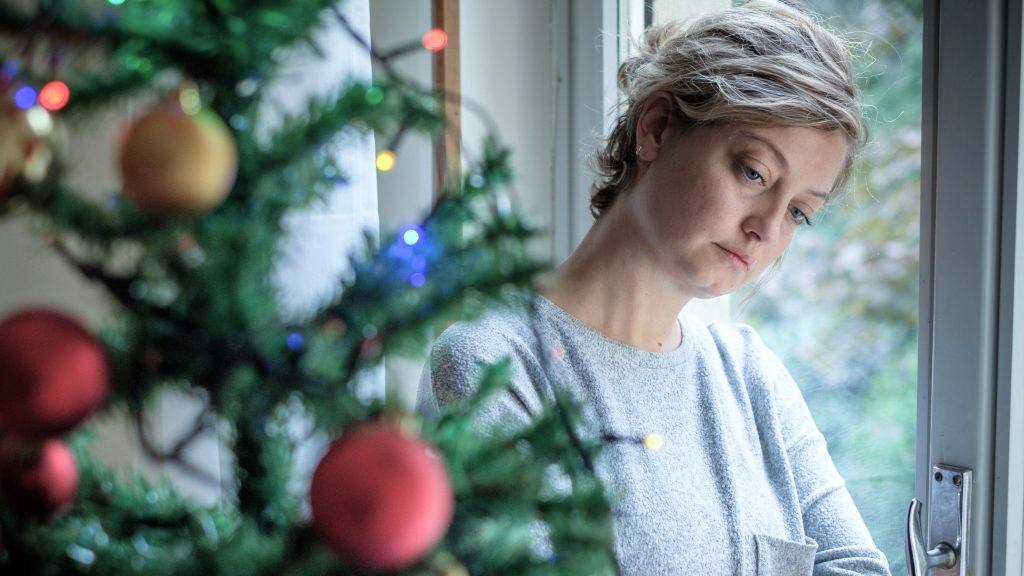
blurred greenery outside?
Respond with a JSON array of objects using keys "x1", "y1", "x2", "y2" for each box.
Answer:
[{"x1": 727, "y1": 1, "x2": 921, "y2": 573}]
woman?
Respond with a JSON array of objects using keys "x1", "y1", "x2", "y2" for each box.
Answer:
[{"x1": 417, "y1": 1, "x2": 891, "y2": 574}]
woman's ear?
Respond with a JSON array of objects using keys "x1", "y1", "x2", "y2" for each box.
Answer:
[{"x1": 635, "y1": 91, "x2": 676, "y2": 161}]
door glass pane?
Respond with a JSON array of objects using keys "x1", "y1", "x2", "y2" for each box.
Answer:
[{"x1": 630, "y1": 2, "x2": 922, "y2": 573}]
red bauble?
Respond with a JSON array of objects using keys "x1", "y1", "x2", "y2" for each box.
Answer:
[
  {"x1": 0, "y1": 439, "x2": 78, "y2": 520},
  {"x1": 309, "y1": 422, "x2": 454, "y2": 571},
  {"x1": 0, "y1": 308, "x2": 110, "y2": 438}
]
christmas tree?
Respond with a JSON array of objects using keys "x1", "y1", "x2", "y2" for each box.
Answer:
[{"x1": 0, "y1": 1, "x2": 617, "y2": 574}]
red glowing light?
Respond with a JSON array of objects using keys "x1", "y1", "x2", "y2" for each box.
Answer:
[
  {"x1": 421, "y1": 29, "x2": 448, "y2": 52},
  {"x1": 38, "y1": 81, "x2": 70, "y2": 111}
]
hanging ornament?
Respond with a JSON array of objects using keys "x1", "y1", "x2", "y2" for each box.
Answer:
[
  {"x1": 0, "y1": 308, "x2": 110, "y2": 439},
  {"x1": 0, "y1": 439, "x2": 78, "y2": 520},
  {"x1": 309, "y1": 420, "x2": 454, "y2": 571},
  {"x1": 117, "y1": 82, "x2": 237, "y2": 215}
]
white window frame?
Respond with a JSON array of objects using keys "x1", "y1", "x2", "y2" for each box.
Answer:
[{"x1": 922, "y1": 0, "x2": 1024, "y2": 572}]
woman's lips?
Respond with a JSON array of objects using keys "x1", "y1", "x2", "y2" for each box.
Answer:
[{"x1": 717, "y1": 244, "x2": 750, "y2": 270}]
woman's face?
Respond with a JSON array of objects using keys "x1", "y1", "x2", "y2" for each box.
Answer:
[{"x1": 625, "y1": 96, "x2": 849, "y2": 299}]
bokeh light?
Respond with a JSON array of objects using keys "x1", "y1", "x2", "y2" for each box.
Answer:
[
  {"x1": 38, "y1": 81, "x2": 70, "y2": 111},
  {"x1": 421, "y1": 28, "x2": 448, "y2": 52}
]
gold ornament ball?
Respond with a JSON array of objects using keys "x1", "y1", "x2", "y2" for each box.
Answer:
[{"x1": 118, "y1": 105, "x2": 237, "y2": 215}]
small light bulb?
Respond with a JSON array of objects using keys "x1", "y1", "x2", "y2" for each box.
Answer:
[
  {"x1": 25, "y1": 106, "x2": 53, "y2": 136},
  {"x1": 376, "y1": 150, "x2": 396, "y2": 172},
  {"x1": 38, "y1": 81, "x2": 70, "y2": 111},
  {"x1": 402, "y1": 228, "x2": 420, "y2": 245},
  {"x1": 13, "y1": 85, "x2": 36, "y2": 110},
  {"x1": 643, "y1": 433, "x2": 664, "y2": 451},
  {"x1": 179, "y1": 84, "x2": 202, "y2": 115},
  {"x1": 421, "y1": 28, "x2": 449, "y2": 52}
]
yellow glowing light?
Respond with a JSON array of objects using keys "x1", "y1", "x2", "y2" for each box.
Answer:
[
  {"x1": 179, "y1": 84, "x2": 202, "y2": 115},
  {"x1": 376, "y1": 150, "x2": 396, "y2": 172},
  {"x1": 25, "y1": 106, "x2": 53, "y2": 136},
  {"x1": 643, "y1": 433, "x2": 664, "y2": 451}
]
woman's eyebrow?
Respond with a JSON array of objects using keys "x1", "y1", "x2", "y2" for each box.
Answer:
[
  {"x1": 738, "y1": 129, "x2": 829, "y2": 200},
  {"x1": 738, "y1": 129, "x2": 789, "y2": 171}
]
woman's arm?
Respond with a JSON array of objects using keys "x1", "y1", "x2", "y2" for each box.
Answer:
[{"x1": 755, "y1": 332, "x2": 893, "y2": 576}]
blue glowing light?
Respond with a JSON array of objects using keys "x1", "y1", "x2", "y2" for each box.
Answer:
[
  {"x1": 286, "y1": 332, "x2": 304, "y2": 351},
  {"x1": 13, "y1": 86, "x2": 37, "y2": 110},
  {"x1": 402, "y1": 228, "x2": 420, "y2": 246},
  {"x1": 410, "y1": 272, "x2": 426, "y2": 287}
]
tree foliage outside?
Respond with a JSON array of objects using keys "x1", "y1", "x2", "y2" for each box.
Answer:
[{"x1": 732, "y1": 1, "x2": 922, "y2": 573}]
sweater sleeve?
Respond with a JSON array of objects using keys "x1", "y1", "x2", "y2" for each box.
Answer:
[
  {"x1": 414, "y1": 320, "x2": 541, "y2": 436},
  {"x1": 751, "y1": 329, "x2": 893, "y2": 576}
]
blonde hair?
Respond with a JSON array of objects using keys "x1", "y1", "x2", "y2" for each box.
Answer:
[
  {"x1": 590, "y1": 0, "x2": 867, "y2": 314},
  {"x1": 591, "y1": 0, "x2": 867, "y2": 220}
]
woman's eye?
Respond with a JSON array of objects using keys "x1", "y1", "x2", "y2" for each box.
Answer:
[
  {"x1": 790, "y1": 206, "x2": 814, "y2": 226},
  {"x1": 741, "y1": 164, "x2": 766, "y2": 185}
]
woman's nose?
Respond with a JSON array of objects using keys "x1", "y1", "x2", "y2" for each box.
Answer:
[{"x1": 743, "y1": 199, "x2": 789, "y2": 244}]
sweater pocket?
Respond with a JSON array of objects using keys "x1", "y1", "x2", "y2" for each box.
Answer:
[{"x1": 754, "y1": 533, "x2": 818, "y2": 576}]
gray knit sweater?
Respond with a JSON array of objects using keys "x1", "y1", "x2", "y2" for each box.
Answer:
[{"x1": 415, "y1": 293, "x2": 892, "y2": 575}]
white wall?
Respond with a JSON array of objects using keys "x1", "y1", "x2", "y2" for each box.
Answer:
[{"x1": 460, "y1": 0, "x2": 557, "y2": 263}]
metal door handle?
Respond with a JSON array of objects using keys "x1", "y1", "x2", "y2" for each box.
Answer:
[
  {"x1": 906, "y1": 498, "x2": 956, "y2": 574},
  {"x1": 905, "y1": 464, "x2": 972, "y2": 576}
]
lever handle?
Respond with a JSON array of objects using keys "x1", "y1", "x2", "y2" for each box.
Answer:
[{"x1": 906, "y1": 498, "x2": 957, "y2": 575}]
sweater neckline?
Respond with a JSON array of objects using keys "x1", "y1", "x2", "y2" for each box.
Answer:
[{"x1": 531, "y1": 293, "x2": 697, "y2": 369}]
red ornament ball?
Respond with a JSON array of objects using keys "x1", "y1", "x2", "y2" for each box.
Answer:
[
  {"x1": 0, "y1": 308, "x2": 110, "y2": 438},
  {"x1": 309, "y1": 422, "x2": 454, "y2": 571},
  {"x1": 0, "y1": 439, "x2": 78, "y2": 520}
]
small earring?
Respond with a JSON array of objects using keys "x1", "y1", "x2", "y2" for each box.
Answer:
[{"x1": 636, "y1": 144, "x2": 644, "y2": 156}]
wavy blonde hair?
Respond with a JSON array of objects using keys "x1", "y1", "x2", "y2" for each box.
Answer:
[{"x1": 591, "y1": 0, "x2": 867, "y2": 220}]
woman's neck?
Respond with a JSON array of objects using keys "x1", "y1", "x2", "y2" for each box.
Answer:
[{"x1": 535, "y1": 208, "x2": 687, "y2": 352}]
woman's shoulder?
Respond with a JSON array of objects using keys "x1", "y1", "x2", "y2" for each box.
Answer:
[
  {"x1": 703, "y1": 318, "x2": 765, "y2": 359},
  {"x1": 701, "y1": 318, "x2": 795, "y2": 397},
  {"x1": 701, "y1": 319, "x2": 817, "y2": 444},
  {"x1": 431, "y1": 299, "x2": 541, "y2": 364}
]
